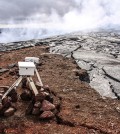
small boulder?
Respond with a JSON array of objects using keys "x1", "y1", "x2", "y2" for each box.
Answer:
[
  {"x1": 35, "y1": 92, "x2": 48, "y2": 102},
  {"x1": 41, "y1": 100, "x2": 55, "y2": 111},
  {"x1": 39, "y1": 111, "x2": 54, "y2": 119},
  {"x1": 4, "y1": 107, "x2": 15, "y2": 117}
]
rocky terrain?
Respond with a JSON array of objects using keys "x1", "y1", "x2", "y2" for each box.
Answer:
[
  {"x1": 49, "y1": 31, "x2": 120, "y2": 99},
  {"x1": 0, "y1": 31, "x2": 120, "y2": 133},
  {"x1": 1, "y1": 31, "x2": 120, "y2": 99}
]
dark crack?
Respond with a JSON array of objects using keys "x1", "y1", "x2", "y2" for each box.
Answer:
[
  {"x1": 103, "y1": 69, "x2": 120, "y2": 83},
  {"x1": 110, "y1": 84, "x2": 120, "y2": 100},
  {"x1": 101, "y1": 68, "x2": 120, "y2": 99}
]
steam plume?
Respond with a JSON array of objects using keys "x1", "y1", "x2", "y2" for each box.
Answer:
[{"x1": 0, "y1": 0, "x2": 120, "y2": 43}]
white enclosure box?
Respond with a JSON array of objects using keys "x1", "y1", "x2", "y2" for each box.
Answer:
[
  {"x1": 25, "y1": 57, "x2": 39, "y2": 64},
  {"x1": 18, "y1": 62, "x2": 36, "y2": 76}
]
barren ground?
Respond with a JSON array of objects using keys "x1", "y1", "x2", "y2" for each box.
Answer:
[{"x1": 0, "y1": 45, "x2": 120, "y2": 134}]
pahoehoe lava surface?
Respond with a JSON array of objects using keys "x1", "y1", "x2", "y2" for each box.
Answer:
[{"x1": 49, "y1": 31, "x2": 120, "y2": 99}]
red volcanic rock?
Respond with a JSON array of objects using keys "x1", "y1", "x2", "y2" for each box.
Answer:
[
  {"x1": 35, "y1": 92, "x2": 49, "y2": 102},
  {"x1": 39, "y1": 111, "x2": 54, "y2": 119},
  {"x1": 4, "y1": 107, "x2": 15, "y2": 117},
  {"x1": 41, "y1": 100, "x2": 55, "y2": 111},
  {"x1": 35, "y1": 94, "x2": 44, "y2": 102}
]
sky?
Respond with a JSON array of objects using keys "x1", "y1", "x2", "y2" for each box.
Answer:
[{"x1": 0, "y1": 0, "x2": 120, "y2": 43}]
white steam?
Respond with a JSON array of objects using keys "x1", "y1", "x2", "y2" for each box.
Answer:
[{"x1": 0, "y1": 0, "x2": 120, "y2": 43}]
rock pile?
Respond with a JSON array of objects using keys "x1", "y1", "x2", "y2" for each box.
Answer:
[
  {"x1": 0, "y1": 83, "x2": 58, "y2": 120},
  {"x1": 0, "y1": 87, "x2": 17, "y2": 117},
  {"x1": 25, "y1": 85, "x2": 57, "y2": 120}
]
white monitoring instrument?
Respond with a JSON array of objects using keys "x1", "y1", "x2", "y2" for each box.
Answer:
[
  {"x1": 25, "y1": 57, "x2": 39, "y2": 64},
  {"x1": 2, "y1": 57, "x2": 43, "y2": 100}
]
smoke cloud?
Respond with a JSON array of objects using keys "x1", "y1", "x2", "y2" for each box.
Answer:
[{"x1": 0, "y1": 0, "x2": 120, "y2": 43}]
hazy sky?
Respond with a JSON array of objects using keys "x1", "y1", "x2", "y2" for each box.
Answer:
[
  {"x1": 0, "y1": 0, "x2": 119, "y2": 22},
  {"x1": 0, "y1": 0, "x2": 120, "y2": 28},
  {"x1": 0, "y1": 0, "x2": 120, "y2": 43},
  {"x1": 0, "y1": 0, "x2": 77, "y2": 22}
]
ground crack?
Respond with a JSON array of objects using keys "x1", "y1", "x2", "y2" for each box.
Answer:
[
  {"x1": 103, "y1": 68, "x2": 120, "y2": 83},
  {"x1": 110, "y1": 84, "x2": 120, "y2": 100},
  {"x1": 102, "y1": 68, "x2": 120, "y2": 99}
]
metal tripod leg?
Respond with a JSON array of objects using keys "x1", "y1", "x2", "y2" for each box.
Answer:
[
  {"x1": 27, "y1": 77, "x2": 39, "y2": 96},
  {"x1": 2, "y1": 68, "x2": 41, "y2": 100},
  {"x1": 35, "y1": 69, "x2": 44, "y2": 91},
  {"x1": 2, "y1": 76, "x2": 23, "y2": 99}
]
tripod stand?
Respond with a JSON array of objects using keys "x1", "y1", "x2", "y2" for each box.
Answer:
[{"x1": 2, "y1": 69, "x2": 43, "y2": 100}]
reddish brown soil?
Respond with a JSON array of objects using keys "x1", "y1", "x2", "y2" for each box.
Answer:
[{"x1": 0, "y1": 46, "x2": 120, "y2": 134}]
